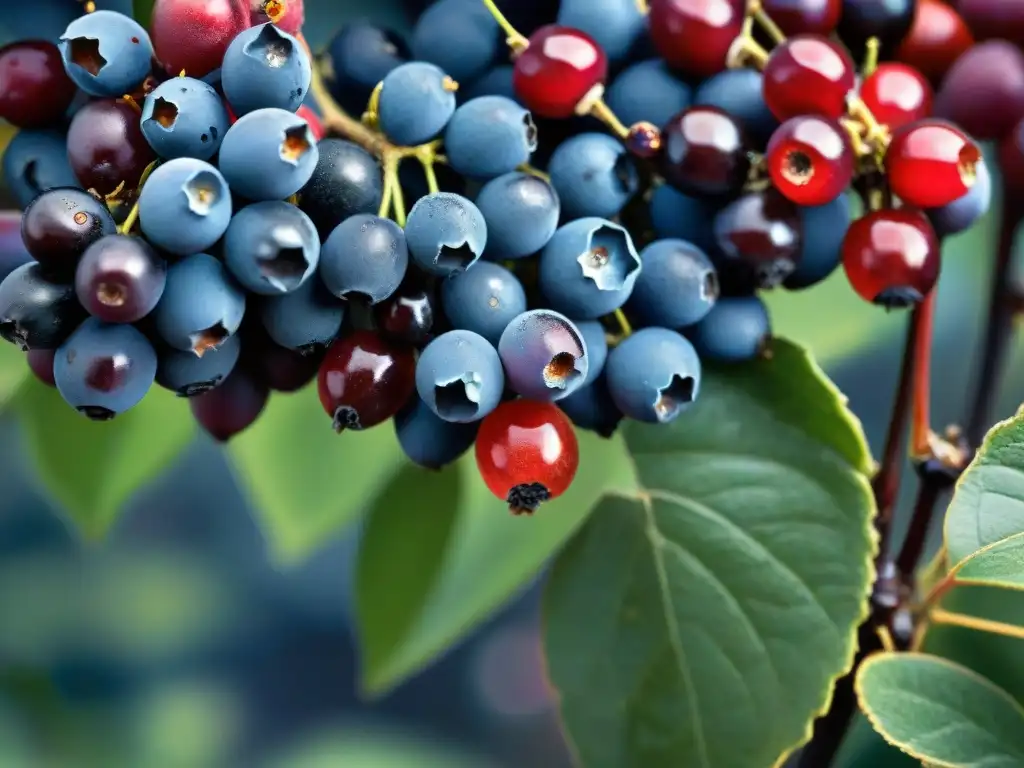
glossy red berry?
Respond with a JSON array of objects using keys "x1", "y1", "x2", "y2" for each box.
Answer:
[
  {"x1": 762, "y1": 35, "x2": 856, "y2": 121},
  {"x1": 648, "y1": 0, "x2": 744, "y2": 79},
  {"x1": 475, "y1": 399, "x2": 579, "y2": 515},
  {"x1": 0, "y1": 41, "x2": 77, "y2": 129},
  {"x1": 766, "y1": 116, "x2": 853, "y2": 205},
  {"x1": 512, "y1": 25, "x2": 608, "y2": 119},
  {"x1": 660, "y1": 106, "x2": 750, "y2": 198},
  {"x1": 894, "y1": 0, "x2": 974, "y2": 86},
  {"x1": 859, "y1": 63, "x2": 933, "y2": 130},
  {"x1": 317, "y1": 330, "x2": 416, "y2": 432},
  {"x1": 842, "y1": 208, "x2": 940, "y2": 308},
  {"x1": 150, "y1": 0, "x2": 251, "y2": 78},
  {"x1": 933, "y1": 40, "x2": 1024, "y2": 141},
  {"x1": 885, "y1": 120, "x2": 981, "y2": 208},
  {"x1": 762, "y1": 0, "x2": 842, "y2": 36},
  {"x1": 250, "y1": 0, "x2": 304, "y2": 35}
]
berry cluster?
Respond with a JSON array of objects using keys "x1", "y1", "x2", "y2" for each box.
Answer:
[{"x1": 0, "y1": 0, "x2": 996, "y2": 515}]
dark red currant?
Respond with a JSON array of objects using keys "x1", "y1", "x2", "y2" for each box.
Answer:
[
  {"x1": 373, "y1": 279, "x2": 436, "y2": 347},
  {"x1": 67, "y1": 99, "x2": 157, "y2": 196},
  {"x1": 766, "y1": 115, "x2": 854, "y2": 206},
  {"x1": 762, "y1": 35, "x2": 856, "y2": 121},
  {"x1": 712, "y1": 188, "x2": 803, "y2": 290},
  {"x1": 21, "y1": 187, "x2": 118, "y2": 277},
  {"x1": 150, "y1": 0, "x2": 251, "y2": 77},
  {"x1": 246, "y1": 337, "x2": 322, "y2": 393},
  {"x1": 317, "y1": 330, "x2": 416, "y2": 432},
  {"x1": 0, "y1": 41, "x2": 77, "y2": 129},
  {"x1": 27, "y1": 348, "x2": 57, "y2": 387},
  {"x1": 74, "y1": 235, "x2": 167, "y2": 323},
  {"x1": 475, "y1": 399, "x2": 579, "y2": 515},
  {"x1": 191, "y1": 368, "x2": 269, "y2": 442},
  {"x1": 762, "y1": 0, "x2": 841, "y2": 36},
  {"x1": 648, "y1": 0, "x2": 744, "y2": 79},
  {"x1": 885, "y1": 120, "x2": 981, "y2": 208},
  {"x1": 859, "y1": 63, "x2": 933, "y2": 130},
  {"x1": 957, "y1": 0, "x2": 1024, "y2": 48},
  {"x1": 894, "y1": 0, "x2": 974, "y2": 86},
  {"x1": 934, "y1": 40, "x2": 1024, "y2": 141},
  {"x1": 842, "y1": 208, "x2": 939, "y2": 308},
  {"x1": 512, "y1": 25, "x2": 608, "y2": 119},
  {"x1": 660, "y1": 106, "x2": 750, "y2": 198}
]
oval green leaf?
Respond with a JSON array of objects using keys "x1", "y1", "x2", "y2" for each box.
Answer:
[
  {"x1": 952, "y1": 532, "x2": 1024, "y2": 591},
  {"x1": 945, "y1": 408, "x2": 1024, "y2": 564},
  {"x1": 229, "y1": 388, "x2": 405, "y2": 565},
  {"x1": 856, "y1": 652, "x2": 1024, "y2": 767},
  {"x1": 13, "y1": 379, "x2": 194, "y2": 538},
  {"x1": 544, "y1": 338, "x2": 876, "y2": 768}
]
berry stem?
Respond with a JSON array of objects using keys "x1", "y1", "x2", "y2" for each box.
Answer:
[
  {"x1": 613, "y1": 308, "x2": 633, "y2": 337},
  {"x1": 909, "y1": 289, "x2": 936, "y2": 458},
  {"x1": 119, "y1": 201, "x2": 140, "y2": 235},
  {"x1": 517, "y1": 163, "x2": 551, "y2": 183},
  {"x1": 377, "y1": 167, "x2": 395, "y2": 219},
  {"x1": 930, "y1": 608, "x2": 1024, "y2": 640},
  {"x1": 586, "y1": 96, "x2": 631, "y2": 140},
  {"x1": 419, "y1": 155, "x2": 441, "y2": 195},
  {"x1": 479, "y1": 0, "x2": 530, "y2": 52},
  {"x1": 862, "y1": 37, "x2": 880, "y2": 78},
  {"x1": 726, "y1": 15, "x2": 770, "y2": 70},
  {"x1": 362, "y1": 82, "x2": 383, "y2": 130},
  {"x1": 749, "y1": 0, "x2": 786, "y2": 45}
]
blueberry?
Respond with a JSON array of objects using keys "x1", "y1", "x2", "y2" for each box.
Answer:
[
  {"x1": 558, "y1": 374, "x2": 622, "y2": 438},
  {"x1": 58, "y1": 11, "x2": 153, "y2": 97},
  {"x1": 221, "y1": 23, "x2": 312, "y2": 116},
  {"x1": 415, "y1": 329, "x2": 504, "y2": 423},
  {"x1": 298, "y1": 139, "x2": 383, "y2": 239},
  {"x1": 156, "y1": 333, "x2": 241, "y2": 397},
  {"x1": 218, "y1": 107, "x2": 319, "y2": 201},
  {"x1": 649, "y1": 184, "x2": 718, "y2": 255},
  {"x1": 138, "y1": 158, "x2": 232, "y2": 256},
  {"x1": 498, "y1": 309, "x2": 588, "y2": 402},
  {"x1": 605, "y1": 59, "x2": 692, "y2": 129},
  {"x1": 629, "y1": 239, "x2": 718, "y2": 329},
  {"x1": 689, "y1": 294, "x2": 771, "y2": 363},
  {"x1": 140, "y1": 77, "x2": 230, "y2": 161},
  {"x1": 2, "y1": 130, "x2": 80, "y2": 208},
  {"x1": 411, "y1": 0, "x2": 500, "y2": 84},
  {"x1": 75, "y1": 234, "x2": 167, "y2": 324},
  {"x1": 785, "y1": 194, "x2": 853, "y2": 289},
  {"x1": 394, "y1": 395, "x2": 480, "y2": 470},
  {"x1": 928, "y1": 157, "x2": 992, "y2": 238},
  {"x1": 476, "y1": 172, "x2": 559, "y2": 261},
  {"x1": 324, "y1": 22, "x2": 410, "y2": 116},
  {"x1": 548, "y1": 133, "x2": 639, "y2": 219},
  {"x1": 54, "y1": 318, "x2": 157, "y2": 420},
  {"x1": 153, "y1": 253, "x2": 246, "y2": 356},
  {"x1": 260, "y1": 275, "x2": 345, "y2": 353},
  {"x1": 378, "y1": 61, "x2": 457, "y2": 147},
  {"x1": 575, "y1": 320, "x2": 608, "y2": 386},
  {"x1": 444, "y1": 96, "x2": 537, "y2": 179},
  {"x1": 463, "y1": 65, "x2": 516, "y2": 103},
  {"x1": 538, "y1": 217, "x2": 642, "y2": 319},
  {"x1": 558, "y1": 0, "x2": 645, "y2": 62},
  {"x1": 0, "y1": 262, "x2": 87, "y2": 350},
  {"x1": 693, "y1": 68, "x2": 778, "y2": 149},
  {"x1": 605, "y1": 327, "x2": 702, "y2": 424},
  {"x1": 320, "y1": 214, "x2": 408, "y2": 304},
  {"x1": 223, "y1": 201, "x2": 320, "y2": 295},
  {"x1": 404, "y1": 192, "x2": 487, "y2": 276},
  {"x1": 441, "y1": 261, "x2": 526, "y2": 346}
]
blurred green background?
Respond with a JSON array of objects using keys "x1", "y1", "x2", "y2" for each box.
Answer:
[{"x1": 2, "y1": 1, "x2": 1024, "y2": 766}]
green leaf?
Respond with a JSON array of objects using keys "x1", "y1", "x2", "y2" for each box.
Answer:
[
  {"x1": 133, "y1": 0, "x2": 155, "y2": 33},
  {"x1": 951, "y1": 532, "x2": 1024, "y2": 592},
  {"x1": 13, "y1": 379, "x2": 194, "y2": 537},
  {"x1": 856, "y1": 652, "x2": 1024, "y2": 767},
  {"x1": 0, "y1": 341, "x2": 26, "y2": 411},
  {"x1": 945, "y1": 408, "x2": 1024, "y2": 564},
  {"x1": 229, "y1": 388, "x2": 404, "y2": 565},
  {"x1": 357, "y1": 429, "x2": 637, "y2": 695},
  {"x1": 544, "y1": 338, "x2": 876, "y2": 768}
]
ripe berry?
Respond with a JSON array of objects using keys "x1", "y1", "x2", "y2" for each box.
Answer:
[
  {"x1": 2, "y1": 130, "x2": 80, "y2": 209},
  {"x1": 415, "y1": 329, "x2": 504, "y2": 423},
  {"x1": 689, "y1": 294, "x2": 771, "y2": 362},
  {"x1": 548, "y1": 133, "x2": 638, "y2": 219},
  {"x1": 378, "y1": 62, "x2": 458, "y2": 147},
  {"x1": 558, "y1": 0, "x2": 645, "y2": 64},
  {"x1": 957, "y1": 0, "x2": 1024, "y2": 48},
  {"x1": 138, "y1": 158, "x2": 233, "y2": 256},
  {"x1": 58, "y1": 11, "x2": 154, "y2": 98},
  {"x1": 260, "y1": 276, "x2": 345, "y2": 354},
  {"x1": 559, "y1": 376, "x2": 622, "y2": 438},
  {"x1": 785, "y1": 193, "x2": 851, "y2": 289},
  {"x1": 394, "y1": 396, "x2": 479, "y2": 470},
  {"x1": 444, "y1": 96, "x2": 538, "y2": 180},
  {"x1": 474, "y1": 399, "x2": 579, "y2": 515},
  {"x1": 191, "y1": 368, "x2": 269, "y2": 441},
  {"x1": 713, "y1": 189, "x2": 803, "y2": 290},
  {"x1": 605, "y1": 59, "x2": 693, "y2": 130},
  {"x1": 323, "y1": 21, "x2": 411, "y2": 116},
  {"x1": 249, "y1": 0, "x2": 304, "y2": 35},
  {"x1": 762, "y1": 0, "x2": 841, "y2": 36},
  {"x1": 884, "y1": 120, "x2": 981, "y2": 209},
  {"x1": 660, "y1": 106, "x2": 750, "y2": 198},
  {"x1": 75, "y1": 235, "x2": 167, "y2": 323},
  {"x1": 140, "y1": 77, "x2": 230, "y2": 161},
  {"x1": 374, "y1": 278, "x2": 437, "y2": 347},
  {"x1": 404, "y1": 193, "x2": 487, "y2": 276},
  {"x1": 218, "y1": 108, "x2": 319, "y2": 201},
  {"x1": 498, "y1": 309, "x2": 589, "y2": 402},
  {"x1": 411, "y1": 0, "x2": 501, "y2": 83},
  {"x1": 859, "y1": 63, "x2": 933, "y2": 130},
  {"x1": 150, "y1": 0, "x2": 250, "y2": 78},
  {"x1": 157, "y1": 334, "x2": 241, "y2": 397},
  {"x1": 648, "y1": 183, "x2": 717, "y2": 254},
  {"x1": 66, "y1": 99, "x2": 157, "y2": 196},
  {"x1": 27, "y1": 348, "x2": 57, "y2": 388},
  {"x1": 0, "y1": 41, "x2": 77, "y2": 129},
  {"x1": 221, "y1": 23, "x2": 312, "y2": 117},
  {"x1": 605, "y1": 327, "x2": 701, "y2": 423},
  {"x1": 934, "y1": 40, "x2": 1024, "y2": 141},
  {"x1": 442, "y1": 262, "x2": 527, "y2": 346},
  {"x1": 299, "y1": 139, "x2": 383, "y2": 239},
  {"x1": 766, "y1": 115, "x2": 854, "y2": 206},
  {"x1": 21, "y1": 188, "x2": 118, "y2": 277},
  {"x1": 647, "y1": 0, "x2": 743, "y2": 79},
  {"x1": 762, "y1": 35, "x2": 856, "y2": 121},
  {"x1": 694, "y1": 68, "x2": 778, "y2": 149},
  {"x1": 153, "y1": 253, "x2": 246, "y2": 356},
  {"x1": 894, "y1": 0, "x2": 974, "y2": 86},
  {"x1": 317, "y1": 331, "x2": 416, "y2": 432},
  {"x1": 223, "y1": 201, "x2": 320, "y2": 295},
  {"x1": 0, "y1": 263, "x2": 87, "y2": 351},
  {"x1": 244, "y1": 334, "x2": 321, "y2": 393},
  {"x1": 512, "y1": 25, "x2": 608, "y2": 119},
  {"x1": 837, "y1": 0, "x2": 915, "y2": 59},
  {"x1": 842, "y1": 208, "x2": 940, "y2": 308},
  {"x1": 475, "y1": 172, "x2": 560, "y2": 260},
  {"x1": 928, "y1": 157, "x2": 992, "y2": 238},
  {"x1": 628, "y1": 239, "x2": 718, "y2": 329},
  {"x1": 320, "y1": 214, "x2": 409, "y2": 304}
]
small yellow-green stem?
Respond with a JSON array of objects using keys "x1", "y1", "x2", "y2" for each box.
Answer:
[
  {"x1": 931, "y1": 608, "x2": 1024, "y2": 641},
  {"x1": 517, "y1": 163, "x2": 551, "y2": 183},
  {"x1": 614, "y1": 308, "x2": 633, "y2": 337},
  {"x1": 480, "y1": 0, "x2": 530, "y2": 51},
  {"x1": 119, "y1": 202, "x2": 141, "y2": 235},
  {"x1": 750, "y1": 0, "x2": 786, "y2": 45},
  {"x1": 420, "y1": 157, "x2": 440, "y2": 195},
  {"x1": 862, "y1": 37, "x2": 880, "y2": 79},
  {"x1": 378, "y1": 171, "x2": 395, "y2": 219},
  {"x1": 362, "y1": 82, "x2": 383, "y2": 129},
  {"x1": 381, "y1": 153, "x2": 407, "y2": 227},
  {"x1": 587, "y1": 97, "x2": 630, "y2": 139},
  {"x1": 635, "y1": 0, "x2": 648, "y2": 13}
]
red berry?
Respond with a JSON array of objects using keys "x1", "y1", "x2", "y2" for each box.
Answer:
[
  {"x1": 762, "y1": 0, "x2": 842, "y2": 36},
  {"x1": 191, "y1": 368, "x2": 269, "y2": 442},
  {"x1": 27, "y1": 348, "x2": 57, "y2": 387},
  {"x1": 957, "y1": 0, "x2": 1024, "y2": 48},
  {"x1": 66, "y1": 99, "x2": 157, "y2": 197},
  {"x1": 859, "y1": 63, "x2": 933, "y2": 130},
  {"x1": 474, "y1": 399, "x2": 579, "y2": 515},
  {"x1": 885, "y1": 119, "x2": 981, "y2": 208},
  {"x1": 660, "y1": 106, "x2": 750, "y2": 198},
  {"x1": 766, "y1": 115, "x2": 853, "y2": 205},
  {"x1": 933, "y1": 40, "x2": 1024, "y2": 141},
  {"x1": 0, "y1": 41, "x2": 77, "y2": 129},
  {"x1": 296, "y1": 104, "x2": 324, "y2": 140},
  {"x1": 894, "y1": 0, "x2": 974, "y2": 86},
  {"x1": 317, "y1": 330, "x2": 416, "y2": 432},
  {"x1": 762, "y1": 35, "x2": 856, "y2": 121},
  {"x1": 151, "y1": 0, "x2": 251, "y2": 78},
  {"x1": 249, "y1": 0, "x2": 304, "y2": 35},
  {"x1": 512, "y1": 25, "x2": 608, "y2": 119},
  {"x1": 841, "y1": 208, "x2": 940, "y2": 308},
  {"x1": 648, "y1": 0, "x2": 743, "y2": 78}
]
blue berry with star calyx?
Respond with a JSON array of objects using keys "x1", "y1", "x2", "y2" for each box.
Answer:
[
  {"x1": 156, "y1": 333, "x2": 241, "y2": 397},
  {"x1": 606, "y1": 59, "x2": 692, "y2": 128},
  {"x1": 223, "y1": 201, "x2": 320, "y2": 295},
  {"x1": 378, "y1": 61, "x2": 457, "y2": 147},
  {"x1": 221, "y1": 23, "x2": 312, "y2": 117},
  {"x1": 140, "y1": 77, "x2": 230, "y2": 161},
  {"x1": 443, "y1": 96, "x2": 537, "y2": 179},
  {"x1": 539, "y1": 217, "x2": 642, "y2": 320},
  {"x1": 54, "y1": 318, "x2": 157, "y2": 420},
  {"x1": 320, "y1": 214, "x2": 408, "y2": 304},
  {"x1": 689, "y1": 294, "x2": 771, "y2": 363},
  {"x1": 441, "y1": 261, "x2": 526, "y2": 346},
  {"x1": 394, "y1": 395, "x2": 480, "y2": 470},
  {"x1": 260, "y1": 276, "x2": 345, "y2": 354},
  {"x1": 138, "y1": 158, "x2": 232, "y2": 256},
  {"x1": 498, "y1": 309, "x2": 589, "y2": 402},
  {"x1": 548, "y1": 132, "x2": 639, "y2": 219},
  {"x1": 58, "y1": 11, "x2": 153, "y2": 97},
  {"x1": 153, "y1": 253, "x2": 246, "y2": 356},
  {"x1": 411, "y1": 0, "x2": 500, "y2": 84},
  {"x1": 605, "y1": 327, "x2": 702, "y2": 424},
  {"x1": 415, "y1": 329, "x2": 504, "y2": 423},
  {"x1": 218, "y1": 107, "x2": 318, "y2": 201},
  {"x1": 2, "y1": 130, "x2": 80, "y2": 208},
  {"x1": 628, "y1": 239, "x2": 718, "y2": 329},
  {"x1": 404, "y1": 192, "x2": 487, "y2": 276},
  {"x1": 476, "y1": 172, "x2": 559, "y2": 261}
]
